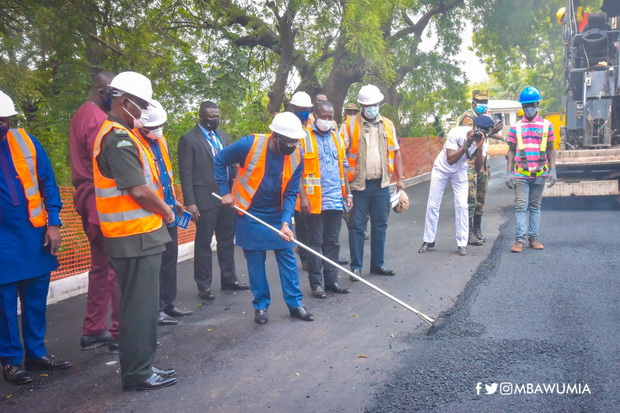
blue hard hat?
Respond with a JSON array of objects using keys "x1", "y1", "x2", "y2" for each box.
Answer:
[{"x1": 518, "y1": 86, "x2": 542, "y2": 104}]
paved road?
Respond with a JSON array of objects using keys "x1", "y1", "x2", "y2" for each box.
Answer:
[{"x1": 1, "y1": 157, "x2": 618, "y2": 412}]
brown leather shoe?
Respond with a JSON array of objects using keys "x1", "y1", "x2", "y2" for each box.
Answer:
[
  {"x1": 529, "y1": 239, "x2": 544, "y2": 250},
  {"x1": 510, "y1": 241, "x2": 525, "y2": 253}
]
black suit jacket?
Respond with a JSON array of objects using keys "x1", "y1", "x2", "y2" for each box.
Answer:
[{"x1": 178, "y1": 124, "x2": 236, "y2": 210}]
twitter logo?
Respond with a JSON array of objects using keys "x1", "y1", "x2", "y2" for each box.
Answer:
[{"x1": 485, "y1": 383, "x2": 498, "y2": 394}]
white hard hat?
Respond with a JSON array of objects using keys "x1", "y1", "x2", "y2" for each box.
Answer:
[
  {"x1": 289, "y1": 91, "x2": 312, "y2": 108},
  {"x1": 0, "y1": 91, "x2": 18, "y2": 117},
  {"x1": 144, "y1": 100, "x2": 167, "y2": 127},
  {"x1": 110, "y1": 71, "x2": 154, "y2": 105},
  {"x1": 269, "y1": 112, "x2": 306, "y2": 140},
  {"x1": 357, "y1": 84, "x2": 384, "y2": 105}
]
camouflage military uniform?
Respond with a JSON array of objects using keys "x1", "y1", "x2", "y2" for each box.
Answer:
[{"x1": 467, "y1": 157, "x2": 488, "y2": 218}]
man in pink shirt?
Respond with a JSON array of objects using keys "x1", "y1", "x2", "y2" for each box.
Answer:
[
  {"x1": 69, "y1": 71, "x2": 120, "y2": 352},
  {"x1": 506, "y1": 86, "x2": 557, "y2": 253}
]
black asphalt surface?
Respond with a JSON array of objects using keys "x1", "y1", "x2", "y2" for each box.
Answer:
[{"x1": 1, "y1": 157, "x2": 618, "y2": 412}]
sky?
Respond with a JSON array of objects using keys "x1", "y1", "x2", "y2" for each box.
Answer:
[{"x1": 418, "y1": 20, "x2": 489, "y2": 85}]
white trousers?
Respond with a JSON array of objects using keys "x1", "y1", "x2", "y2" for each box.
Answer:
[{"x1": 423, "y1": 166, "x2": 469, "y2": 247}]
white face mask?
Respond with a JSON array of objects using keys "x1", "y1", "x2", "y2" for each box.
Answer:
[
  {"x1": 316, "y1": 118, "x2": 333, "y2": 132},
  {"x1": 124, "y1": 98, "x2": 150, "y2": 129},
  {"x1": 146, "y1": 126, "x2": 164, "y2": 140}
]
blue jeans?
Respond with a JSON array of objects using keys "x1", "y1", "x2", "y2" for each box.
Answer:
[
  {"x1": 349, "y1": 179, "x2": 390, "y2": 270},
  {"x1": 514, "y1": 177, "x2": 546, "y2": 242}
]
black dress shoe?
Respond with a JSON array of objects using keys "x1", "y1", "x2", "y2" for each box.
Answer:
[
  {"x1": 198, "y1": 288, "x2": 215, "y2": 300},
  {"x1": 254, "y1": 309, "x2": 268, "y2": 324},
  {"x1": 221, "y1": 281, "x2": 250, "y2": 291},
  {"x1": 152, "y1": 366, "x2": 176, "y2": 377},
  {"x1": 80, "y1": 330, "x2": 110, "y2": 350},
  {"x1": 458, "y1": 246, "x2": 468, "y2": 256},
  {"x1": 418, "y1": 241, "x2": 435, "y2": 253},
  {"x1": 370, "y1": 265, "x2": 396, "y2": 276},
  {"x1": 312, "y1": 286, "x2": 327, "y2": 298},
  {"x1": 164, "y1": 306, "x2": 193, "y2": 317},
  {"x1": 325, "y1": 283, "x2": 350, "y2": 294},
  {"x1": 3, "y1": 364, "x2": 32, "y2": 385},
  {"x1": 25, "y1": 355, "x2": 72, "y2": 371},
  {"x1": 109, "y1": 340, "x2": 161, "y2": 354},
  {"x1": 158, "y1": 311, "x2": 179, "y2": 326},
  {"x1": 123, "y1": 373, "x2": 177, "y2": 391},
  {"x1": 289, "y1": 306, "x2": 315, "y2": 321},
  {"x1": 350, "y1": 268, "x2": 361, "y2": 282},
  {"x1": 338, "y1": 257, "x2": 350, "y2": 265}
]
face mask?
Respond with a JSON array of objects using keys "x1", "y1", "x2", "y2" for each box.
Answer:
[
  {"x1": 202, "y1": 118, "x2": 219, "y2": 131},
  {"x1": 316, "y1": 118, "x2": 332, "y2": 132},
  {"x1": 276, "y1": 135, "x2": 298, "y2": 155},
  {"x1": 0, "y1": 126, "x2": 8, "y2": 139},
  {"x1": 294, "y1": 110, "x2": 310, "y2": 123},
  {"x1": 474, "y1": 104, "x2": 487, "y2": 115},
  {"x1": 123, "y1": 98, "x2": 149, "y2": 129},
  {"x1": 523, "y1": 107, "x2": 537, "y2": 119},
  {"x1": 363, "y1": 106, "x2": 379, "y2": 119},
  {"x1": 146, "y1": 127, "x2": 164, "y2": 140}
]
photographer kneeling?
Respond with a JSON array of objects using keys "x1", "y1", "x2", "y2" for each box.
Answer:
[{"x1": 418, "y1": 116, "x2": 493, "y2": 256}]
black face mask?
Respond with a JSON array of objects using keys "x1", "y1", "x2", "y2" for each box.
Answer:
[
  {"x1": 201, "y1": 118, "x2": 219, "y2": 131},
  {"x1": 275, "y1": 134, "x2": 297, "y2": 155}
]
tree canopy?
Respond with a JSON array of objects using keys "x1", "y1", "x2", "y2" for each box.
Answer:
[{"x1": 1, "y1": 0, "x2": 576, "y2": 184}]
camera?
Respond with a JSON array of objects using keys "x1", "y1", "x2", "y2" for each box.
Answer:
[{"x1": 472, "y1": 130, "x2": 484, "y2": 142}]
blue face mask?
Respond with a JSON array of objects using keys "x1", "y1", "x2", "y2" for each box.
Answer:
[
  {"x1": 364, "y1": 106, "x2": 379, "y2": 119},
  {"x1": 294, "y1": 110, "x2": 310, "y2": 123},
  {"x1": 523, "y1": 107, "x2": 537, "y2": 119},
  {"x1": 0, "y1": 126, "x2": 8, "y2": 138},
  {"x1": 474, "y1": 104, "x2": 487, "y2": 115},
  {"x1": 100, "y1": 89, "x2": 112, "y2": 111}
]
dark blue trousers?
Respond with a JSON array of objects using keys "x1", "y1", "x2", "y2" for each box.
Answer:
[
  {"x1": 0, "y1": 273, "x2": 50, "y2": 366},
  {"x1": 349, "y1": 179, "x2": 390, "y2": 271},
  {"x1": 243, "y1": 248, "x2": 303, "y2": 311}
]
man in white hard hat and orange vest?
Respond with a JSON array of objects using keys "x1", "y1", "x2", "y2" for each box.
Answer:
[
  {"x1": 287, "y1": 91, "x2": 314, "y2": 270},
  {"x1": 0, "y1": 90, "x2": 72, "y2": 385},
  {"x1": 133, "y1": 100, "x2": 192, "y2": 326},
  {"x1": 215, "y1": 112, "x2": 315, "y2": 325},
  {"x1": 297, "y1": 100, "x2": 352, "y2": 298},
  {"x1": 341, "y1": 84, "x2": 405, "y2": 281},
  {"x1": 93, "y1": 72, "x2": 177, "y2": 391}
]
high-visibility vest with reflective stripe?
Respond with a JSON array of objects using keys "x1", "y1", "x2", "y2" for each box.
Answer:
[
  {"x1": 515, "y1": 119, "x2": 551, "y2": 177},
  {"x1": 5, "y1": 129, "x2": 47, "y2": 227},
  {"x1": 233, "y1": 134, "x2": 301, "y2": 212},
  {"x1": 134, "y1": 130, "x2": 176, "y2": 198},
  {"x1": 345, "y1": 114, "x2": 397, "y2": 182},
  {"x1": 93, "y1": 121, "x2": 164, "y2": 238},
  {"x1": 297, "y1": 128, "x2": 346, "y2": 214}
]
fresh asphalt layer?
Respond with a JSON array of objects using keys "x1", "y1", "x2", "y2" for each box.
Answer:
[{"x1": 1, "y1": 156, "x2": 618, "y2": 412}]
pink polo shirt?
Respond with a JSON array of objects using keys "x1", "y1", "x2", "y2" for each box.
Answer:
[{"x1": 507, "y1": 114, "x2": 555, "y2": 179}]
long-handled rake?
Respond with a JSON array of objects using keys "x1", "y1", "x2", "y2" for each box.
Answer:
[{"x1": 212, "y1": 193, "x2": 436, "y2": 326}]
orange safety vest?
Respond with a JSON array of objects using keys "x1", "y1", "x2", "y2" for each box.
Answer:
[
  {"x1": 344, "y1": 114, "x2": 397, "y2": 182},
  {"x1": 134, "y1": 130, "x2": 176, "y2": 198},
  {"x1": 5, "y1": 129, "x2": 47, "y2": 227},
  {"x1": 93, "y1": 120, "x2": 164, "y2": 238},
  {"x1": 297, "y1": 128, "x2": 346, "y2": 214},
  {"x1": 233, "y1": 134, "x2": 301, "y2": 212}
]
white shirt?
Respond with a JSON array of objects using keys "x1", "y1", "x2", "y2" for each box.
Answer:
[{"x1": 433, "y1": 126, "x2": 478, "y2": 172}]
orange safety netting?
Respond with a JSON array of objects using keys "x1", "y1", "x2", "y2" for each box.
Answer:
[
  {"x1": 51, "y1": 184, "x2": 196, "y2": 281},
  {"x1": 50, "y1": 136, "x2": 444, "y2": 281}
]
